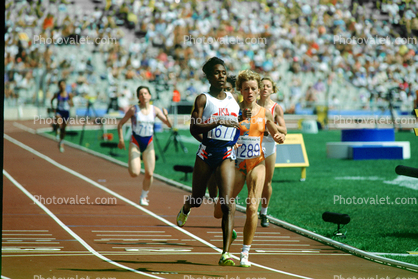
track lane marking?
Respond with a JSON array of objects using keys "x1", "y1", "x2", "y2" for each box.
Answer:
[
  {"x1": 3, "y1": 230, "x2": 49, "y2": 232},
  {"x1": 3, "y1": 170, "x2": 166, "y2": 279},
  {"x1": 4, "y1": 134, "x2": 314, "y2": 279},
  {"x1": 92, "y1": 230, "x2": 165, "y2": 233}
]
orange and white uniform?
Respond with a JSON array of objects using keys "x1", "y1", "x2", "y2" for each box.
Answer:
[{"x1": 236, "y1": 107, "x2": 266, "y2": 175}]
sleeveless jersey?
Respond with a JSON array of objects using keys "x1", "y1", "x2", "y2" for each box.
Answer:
[
  {"x1": 201, "y1": 92, "x2": 240, "y2": 148},
  {"x1": 131, "y1": 105, "x2": 155, "y2": 137},
  {"x1": 236, "y1": 107, "x2": 266, "y2": 160},
  {"x1": 57, "y1": 93, "x2": 70, "y2": 111}
]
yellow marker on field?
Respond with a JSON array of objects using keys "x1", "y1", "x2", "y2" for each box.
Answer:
[
  {"x1": 275, "y1": 134, "x2": 309, "y2": 181},
  {"x1": 415, "y1": 109, "x2": 418, "y2": 136}
]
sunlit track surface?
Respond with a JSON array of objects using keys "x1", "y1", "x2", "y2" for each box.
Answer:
[{"x1": 2, "y1": 120, "x2": 417, "y2": 279}]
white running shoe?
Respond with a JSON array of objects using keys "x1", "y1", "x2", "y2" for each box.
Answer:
[
  {"x1": 139, "y1": 197, "x2": 149, "y2": 206},
  {"x1": 240, "y1": 252, "x2": 251, "y2": 267}
]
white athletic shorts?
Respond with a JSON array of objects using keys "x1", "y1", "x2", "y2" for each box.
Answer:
[{"x1": 262, "y1": 137, "x2": 276, "y2": 158}]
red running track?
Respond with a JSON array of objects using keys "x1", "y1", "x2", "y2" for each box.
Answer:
[{"x1": 2, "y1": 121, "x2": 417, "y2": 279}]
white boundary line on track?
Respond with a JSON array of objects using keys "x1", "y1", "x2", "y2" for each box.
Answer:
[
  {"x1": 4, "y1": 133, "x2": 314, "y2": 279},
  {"x1": 12, "y1": 122, "x2": 36, "y2": 134},
  {"x1": 3, "y1": 169, "x2": 166, "y2": 279},
  {"x1": 10, "y1": 123, "x2": 418, "y2": 272}
]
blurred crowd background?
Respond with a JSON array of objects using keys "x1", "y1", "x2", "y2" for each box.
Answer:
[{"x1": 4, "y1": 0, "x2": 418, "y2": 118}]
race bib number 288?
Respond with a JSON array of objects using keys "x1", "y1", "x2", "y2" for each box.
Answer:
[{"x1": 236, "y1": 136, "x2": 261, "y2": 159}]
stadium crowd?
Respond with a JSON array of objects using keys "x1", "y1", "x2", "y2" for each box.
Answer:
[{"x1": 4, "y1": 0, "x2": 418, "y2": 113}]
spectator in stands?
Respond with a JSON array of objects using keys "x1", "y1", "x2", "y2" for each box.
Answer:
[
  {"x1": 4, "y1": 0, "x2": 418, "y2": 114},
  {"x1": 118, "y1": 83, "x2": 133, "y2": 113},
  {"x1": 329, "y1": 95, "x2": 341, "y2": 110},
  {"x1": 305, "y1": 85, "x2": 317, "y2": 107},
  {"x1": 106, "y1": 82, "x2": 118, "y2": 114},
  {"x1": 289, "y1": 75, "x2": 303, "y2": 107}
]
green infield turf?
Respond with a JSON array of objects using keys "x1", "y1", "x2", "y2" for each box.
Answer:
[{"x1": 46, "y1": 127, "x2": 418, "y2": 266}]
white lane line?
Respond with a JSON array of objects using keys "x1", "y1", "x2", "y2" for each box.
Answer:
[
  {"x1": 256, "y1": 250, "x2": 320, "y2": 253},
  {"x1": 92, "y1": 231, "x2": 165, "y2": 233},
  {"x1": 94, "y1": 239, "x2": 178, "y2": 241},
  {"x1": 231, "y1": 243, "x2": 309, "y2": 246},
  {"x1": 3, "y1": 230, "x2": 49, "y2": 232},
  {"x1": 112, "y1": 247, "x2": 194, "y2": 250},
  {"x1": 208, "y1": 231, "x2": 282, "y2": 234},
  {"x1": 12, "y1": 122, "x2": 36, "y2": 134},
  {"x1": 213, "y1": 235, "x2": 290, "y2": 238},
  {"x1": 4, "y1": 134, "x2": 314, "y2": 279},
  {"x1": 3, "y1": 249, "x2": 78, "y2": 252},
  {"x1": 2, "y1": 234, "x2": 53, "y2": 236},
  {"x1": 2, "y1": 242, "x2": 60, "y2": 245},
  {"x1": 125, "y1": 248, "x2": 193, "y2": 252},
  {"x1": 3, "y1": 238, "x2": 55, "y2": 240},
  {"x1": 3, "y1": 170, "x2": 166, "y2": 279},
  {"x1": 1, "y1": 275, "x2": 12, "y2": 279},
  {"x1": 96, "y1": 234, "x2": 170, "y2": 237},
  {"x1": 211, "y1": 239, "x2": 299, "y2": 242}
]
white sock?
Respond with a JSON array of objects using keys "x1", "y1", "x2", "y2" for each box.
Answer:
[
  {"x1": 140, "y1": 190, "x2": 149, "y2": 199},
  {"x1": 260, "y1": 207, "x2": 268, "y2": 215},
  {"x1": 242, "y1": 245, "x2": 251, "y2": 254}
]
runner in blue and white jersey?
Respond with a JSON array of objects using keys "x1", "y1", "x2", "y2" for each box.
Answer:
[{"x1": 117, "y1": 86, "x2": 172, "y2": 206}]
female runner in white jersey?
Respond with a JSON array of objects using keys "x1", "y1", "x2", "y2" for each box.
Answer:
[
  {"x1": 176, "y1": 57, "x2": 241, "y2": 266},
  {"x1": 117, "y1": 86, "x2": 172, "y2": 206},
  {"x1": 257, "y1": 77, "x2": 287, "y2": 227}
]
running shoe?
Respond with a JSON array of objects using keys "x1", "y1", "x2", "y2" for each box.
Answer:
[
  {"x1": 139, "y1": 197, "x2": 149, "y2": 206},
  {"x1": 59, "y1": 142, "x2": 64, "y2": 153},
  {"x1": 218, "y1": 252, "x2": 235, "y2": 266},
  {"x1": 176, "y1": 207, "x2": 190, "y2": 227},
  {"x1": 240, "y1": 252, "x2": 251, "y2": 267},
  {"x1": 260, "y1": 212, "x2": 269, "y2": 227}
]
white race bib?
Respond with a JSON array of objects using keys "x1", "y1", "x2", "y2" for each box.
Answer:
[
  {"x1": 134, "y1": 122, "x2": 153, "y2": 137},
  {"x1": 236, "y1": 136, "x2": 261, "y2": 159},
  {"x1": 206, "y1": 115, "x2": 237, "y2": 141}
]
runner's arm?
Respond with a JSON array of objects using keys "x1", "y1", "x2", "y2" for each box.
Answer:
[
  {"x1": 68, "y1": 93, "x2": 74, "y2": 107},
  {"x1": 155, "y1": 106, "x2": 172, "y2": 128},
  {"x1": 50, "y1": 93, "x2": 58, "y2": 111},
  {"x1": 274, "y1": 104, "x2": 287, "y2": 135},
  {"x1": 265, "y1": 110, "x2": 285, "y2": 144},
  {"x1": 117, "y1": 106, "x2": 135, "y2": 149}
]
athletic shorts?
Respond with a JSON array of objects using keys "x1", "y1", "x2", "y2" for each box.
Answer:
[
  {"x1": 131, "y1": 134, "x2": 153, "y2": 153},
  {"x1": 196, "y1": 144, "x2": 236, "y2": 170},
  {"x1": 262, "y1": 139, "x2": 276, "y2": 158},
  {"x1": 56, "y1": 110, "x2": 70, "y2": 121},
  {"x1": 236, "y1": 155, "x2": 265, "y2": 176}
]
